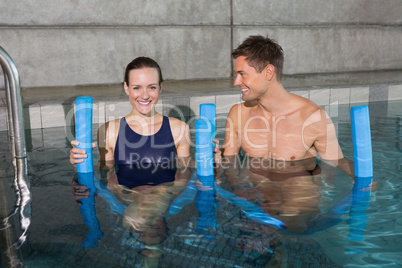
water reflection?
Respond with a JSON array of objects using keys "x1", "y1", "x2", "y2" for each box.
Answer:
[
  {"x1": 73, "y1": 164, "x2": 191, "y2": 266},
  {"x1": 72, "y1": 156, "x2": 373, "y2": 266},
  {"x1": 0, "y1": 157, "x2": 31, "y2": 268},
  {"x1": 121, "y1": 166, "x2": 190, "y2": 267}
]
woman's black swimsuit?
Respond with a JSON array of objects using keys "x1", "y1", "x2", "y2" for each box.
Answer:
[{"x1": 114, "y1": 116, "x2": 177, "y2": 188}]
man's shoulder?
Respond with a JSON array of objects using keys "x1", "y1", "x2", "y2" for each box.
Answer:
[
  {"x1": 229, "y1": 100, "x2": 258, "y2": 114},
  {"x1": 290, "y1": 93, "x2": 322, "y2": 115},
  {"x1": 228, "y1": 102, "x2": 241, "y2": 115}
]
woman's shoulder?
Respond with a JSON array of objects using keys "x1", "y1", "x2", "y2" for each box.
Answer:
[
  {"x1": 167, "y1": 116, "x2": 188, "y2": 127},
  {"x1": 167, "y1": 116, "x2": 190, "y2": 137},
  {"x1": 98, "y1": 118, "x2": 122, "y2": 139},
  {"x1": 100, "y1": 118, "x2": 121, "y2": 131}
]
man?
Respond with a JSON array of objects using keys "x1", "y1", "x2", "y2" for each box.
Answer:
[
  {"x1": 220, "y1": 36, "x2": 377, "y2": 236},
  {"x1": 222, "y1": 35, "x2": 346, "y2": 167}
]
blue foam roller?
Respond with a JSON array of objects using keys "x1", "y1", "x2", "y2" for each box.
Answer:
[
  {"x1": 350, "y1": 106, "x2": 373, "y2": 178},
  {"x1": 75, "y1": 96, "x2": 94, "y2": 173},
  {"x1": 200, "y1": 103, "x2": 216, "y2": 140},
  {"x1": 195, "y1": 119, "x2": 214, "y2": 176}
]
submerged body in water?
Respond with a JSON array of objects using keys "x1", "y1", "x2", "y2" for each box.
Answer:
[{"x1": 221, "y1": 156, "x2": 354, "y2": 234}]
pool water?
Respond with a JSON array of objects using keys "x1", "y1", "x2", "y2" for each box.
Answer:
[{"x1": 0, "y1": 101, "x2": 401, "y2": 267}]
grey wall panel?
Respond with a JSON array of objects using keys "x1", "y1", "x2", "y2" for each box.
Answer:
[
  {"x1": 233, "y1": 0, "x2": 402, "y2": 25},
  {"x1": 0, "y1": 0, "x2": 230, "y2": 26},
  {"x1": 233, "y1": 26, "x2": 402, "y2": 75},
  {"x1": 0, "y1": 27, "x2": 231, "y2": 87}
]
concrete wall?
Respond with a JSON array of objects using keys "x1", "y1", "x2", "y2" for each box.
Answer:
[
  {"x1": 0, "y1": 0, "x2": 401, "y2": 88},
  {"x1": 232, "y1": 0, "x2": 402, "y2": 75}
]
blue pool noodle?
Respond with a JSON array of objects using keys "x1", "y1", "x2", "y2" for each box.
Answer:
[
  {"x1": 168, "y1": 173, "x2": 198, "y2": 215},
  {"x1": 75, "y1": 96, "x2": 94, "y2": 173},
  {"x1": 217, "y1": 187, "x2": 286, "y2": 230},
  {"x1": 200, "y1": 103, "x2": 216, "y2": 139},
  {"x1": 350, "y1": 106, "x2": 373, "y2": 178},
  {"x1": 195, "y1": 119, "x2": 214, "y2": 176},
  {"x1": 195, "y1": 104, "x2": 216, "y2": 176},
  {"x1": 348, "y1": 177, "x2": 372, "y2": 241},
  {"x1": 195, "y1": 175, "x2": 219, "y2": 232},
  {"x1": 168, "y1": 173, "x2": 285, "y2": 231},
  {"x1": 77, "y1": 172, "x2": 103, "y2": 248},
  {"x1": 94, "y1": 177, "x2": 127, "y2": 215}
]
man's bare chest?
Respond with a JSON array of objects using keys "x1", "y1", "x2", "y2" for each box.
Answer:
[{"x1": 238, "y1": 115, "x2": 317, "y2": 160}]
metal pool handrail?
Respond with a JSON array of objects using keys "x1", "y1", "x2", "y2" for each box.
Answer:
[
  {"x1": 0, "y1": 46, "x2": 31, "y2": 267},
  {"x1": 0, "y1": 46, "x2": 27, "y2": 160}
]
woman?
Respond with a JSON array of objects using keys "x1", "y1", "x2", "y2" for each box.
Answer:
[{"x1": 70, "y1": 57, "x2": 219, "y2": 190}]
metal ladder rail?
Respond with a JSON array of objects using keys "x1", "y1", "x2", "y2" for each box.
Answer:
[
  {"x1": 0, "y1": 46, "x2": 26, "y2": 160},
  {"x1": 0, "y1": 46, "x2": 31, "y2": 268}
]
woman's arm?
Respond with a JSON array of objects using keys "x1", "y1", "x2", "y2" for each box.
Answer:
[
  {"x1": 169, "y1": 118, "x2": 191, "y2": 167},
  {"x1": 97, "y1": 119, "x2": 120, "y2": 170}
]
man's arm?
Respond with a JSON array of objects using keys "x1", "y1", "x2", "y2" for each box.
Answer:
[
  {"x1": 313, "y1": 109, "x2": 354, "y2": 178},
  {"x1": 312, "y1": 109, "x2": 343, "y2": 160},
  {"x1": 222, "y1": 104, "x2": 241, "y2": 157}
]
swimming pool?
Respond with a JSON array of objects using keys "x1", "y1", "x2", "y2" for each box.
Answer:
[{"x1": 1, "y1": 100, "x2": 401, "y2": 267}]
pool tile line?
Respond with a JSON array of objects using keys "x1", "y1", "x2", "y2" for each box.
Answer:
[
  {"x1": 369, "y1": 84, "x2": 389, "y2": 103},
  {"x1": 15, "y1": 84, "x2": 402, "y2": 130},
  {"x1": 1, "y1": 82, "x2": 401, "y2": 131},
  {"x1": 388, "y1": 84, "x2": 402, "y2": 101}
]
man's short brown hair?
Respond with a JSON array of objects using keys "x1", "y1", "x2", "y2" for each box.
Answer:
[{"x1": 232, "y1": 35, "x2": 284, "y2": 80}]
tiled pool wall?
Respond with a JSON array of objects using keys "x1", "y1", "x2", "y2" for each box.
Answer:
[{"x1": 0, "y1": 83, "x2": 402, "y2": 132}]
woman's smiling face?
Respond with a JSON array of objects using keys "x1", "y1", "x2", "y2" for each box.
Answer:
[{"x1": 124, "y1": 67, "x2": 162, "y2": 116}]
